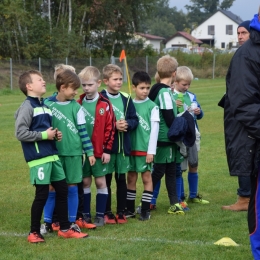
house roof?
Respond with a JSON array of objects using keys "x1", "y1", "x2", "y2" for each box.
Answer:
[
  {"x1": 136, "y1": 33, "x2": 165, "y2": 41},
  {"x1": 166, "y1": 31, "x2": 203, "y2": 44},
  {"x1": 194, "y1": 9, "x2": 243, "y2": 29},
  {"x1": 218, "y1": 9, "x2": 243, "y2": 24}
]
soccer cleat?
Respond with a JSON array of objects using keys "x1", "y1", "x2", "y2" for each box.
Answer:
[
  {"x1": 93, "y1": 216, "x2": 105, "y2": 227},
  {"x1": 124, "y1": 210, "x2": 136, "y2": 219},
  {"x1": 139, "y1": 210, "x2": 151, "y2": 221},
  {"x1": 104, "y1": 212, "x2": 117, "y2": 224},
  {"x1": 180, "y1": 201, "x2": 190, "y2": 211},
  {"x1": 167, "y1": 203, "x2": 185, "y2": 215},
  {"x1": 76, "y1": 218, "x2": 96, "y2": 229},
  {"x1": 52, "y1": 222, "x2": 60, "y2": 231},
  {"x1": 115, "y1": 212, "x2": 127, "y2": 224},
  {"x1": 27, "y1": 232, "x2": 45, "y2": 243},
  {"x1": 58, "y1": 224, "x2": 88, "y2": 239},
  {"x1": 187, "y1": 194, "x2": 209, "y2": 204},
  {"x1": 40, "y1": 223, "x2": 53, "y2": 235}
]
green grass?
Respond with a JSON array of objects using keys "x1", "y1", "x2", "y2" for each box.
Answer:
[{"x1": 0, "y1": 79, "x2": 253, "y2": 260}]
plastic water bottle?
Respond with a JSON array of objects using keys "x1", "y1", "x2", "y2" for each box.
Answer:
[
  {"x1": 190, "y1": 98, "x2": 198, "y2": 118},
  {"x1": 177, "y1": 93, "x2": 184, "y2": 113}
]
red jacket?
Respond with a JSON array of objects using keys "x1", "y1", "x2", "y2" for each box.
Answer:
[{"x1": 77, "y1": 93, "x2": 116, "y2": 158}]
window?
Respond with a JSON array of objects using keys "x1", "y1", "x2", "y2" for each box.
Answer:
[
  {"x1": 208, "y1": 25, "x2": 215, "y2": 35},
  {"x1": 221, "y1": 42, "x2": 225, "y2": 48},
  {"x1": 226, "y1": 25, "x2": 233, "y2": 35},
  {"x1": 229, "y1": 42, "x2": 233, "y2": 49}
]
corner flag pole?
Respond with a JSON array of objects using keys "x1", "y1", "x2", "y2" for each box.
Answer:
[{"x1": 119, "y1": 50, "x2": 131, "y2": 94}]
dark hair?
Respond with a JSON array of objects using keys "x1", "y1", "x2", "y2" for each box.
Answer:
[
  {"x1": 56, "y1": 69, "x2": 80, "y2": 91},
  {"x1": 132, "y1": 71, "x2": 151, "y2": 86},
  {"x1": 18, "y1": 70, "x2": 43, "y2": 96}
]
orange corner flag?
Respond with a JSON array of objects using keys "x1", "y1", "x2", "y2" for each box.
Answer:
[{"x1": 119, "y1": 50, "x2": 126, "y2": 62}]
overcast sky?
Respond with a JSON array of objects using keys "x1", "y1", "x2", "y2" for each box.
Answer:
[{"x1": 169, "y1": 0, "x2": 259, "y2": 21}]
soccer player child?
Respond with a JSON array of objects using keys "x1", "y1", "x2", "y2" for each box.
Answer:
[
  {"x1": 77, "y1": 66, "x2": 116, "y2": 227},
  {"x1": 44, "y1": 70, "x2": 96, "y2": 231},
  {"x1": 100, "y1": 64, "x2": 139, "y2": 224},
  {"x1": 148, "y1": 55, "x2": 184, "y2": 215},
  {"x1": 15, "y1": 70, "x2": 88, "y2": 243},
  {"x1": 173, "y1": 66, "x2": 209, "y2": 204},
  {"x1": 125, "y1": 71, "x2": 159, "y2": 221}
]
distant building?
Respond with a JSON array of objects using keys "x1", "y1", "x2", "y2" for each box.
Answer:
[
  {"x1": 165, "y1": 31, "x2": 203, "y2": 49},
  {"x1": 135, "y1": 33, "x2": 165, "y2": 52},
  {"x1": 191, "y1": 9, "x2": 243, "y2": 49}
]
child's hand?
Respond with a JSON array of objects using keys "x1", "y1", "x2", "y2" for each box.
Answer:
[
  {"x1": 46, "y1": 127, "x2": 57, "y2": 140},
  {"x1": 55, "y1": 129, "x2": 62, "y2": 141},
  {"x1": 88, "y1": 156, "x2": 96, "y2": 166},
  {"x1": 101, "y1": 153, "x2": 110, "y2": 164},
  {"x1": 116, "y1": 119, "x2": 128, "y2": 132},
  {"x1": 176, "y1": 99, "x2": 183, "y2": 108},
  {"x1": 146, "y1": 154, "x2": 154, "y2": 163},
  {"x1": 193, "y1": 107, "x2": 201, "y2": 115}
]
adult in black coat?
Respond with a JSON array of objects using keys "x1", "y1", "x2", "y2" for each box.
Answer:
[{"x1": 224, "y1": 14, "x2": 260, "y2": 259}]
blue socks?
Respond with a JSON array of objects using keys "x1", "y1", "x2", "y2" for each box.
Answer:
[
  {"x1": 44, "y1": 191, "x2": 56, "y2": 223},
  {"x1": 151, "y1": 180, "x2": 161, "y2": 205},
  {"x1": 188, "y1": 172, "x2": 198, "y2": 199},
  {"x1": 181, "y1": 177, "x2": 185, "y2": 200},
  {"x1": 96, "y1": 188, "x2": 108, "y2": 218},
  {"x1": 68, "y1": 185, "x2": 78, "y2": 223}
]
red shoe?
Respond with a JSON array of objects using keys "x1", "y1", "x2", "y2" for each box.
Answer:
[
  {"x1": 150, "y1": 204, "x2": 156, "y2": 210},
  {"x1": 75, "y1": 218, "x2": 96, "y2": 229},
  {"x1": 58, "y1": 224, "x2": 88, "y2": 239},
  {"x1": 104, "y1": 212, "x2": 116, "y2": 224},
  {"x1": 27, "y1": 232, "x2": 45, "y2": 243},
  {"x1": 52, "y1": 222, "x2": 60, "y2": 231},
  {"x1": 115, "y1": 212, "x2": 127, "y2": 224}
]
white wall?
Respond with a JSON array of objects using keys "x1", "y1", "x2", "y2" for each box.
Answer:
[
  {"x1": 191, "y1": 11, "x2": 239, "y2": 49},
  {"x1": 143, "y1": 39, "x2": 161, "y2": 52},
  {"x1": 165, "y1": 36, "x2": 194, "y2": 49}
]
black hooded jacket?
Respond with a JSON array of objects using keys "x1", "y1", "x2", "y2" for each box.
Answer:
[{"x1": 224, "y1": 28, "x2": 260, "y2": 177}]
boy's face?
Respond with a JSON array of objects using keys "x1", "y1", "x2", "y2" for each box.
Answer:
[
  {"x1": 133, "y1": 83, "x2": 150, "y2": 101},
  {"x1": 81, "y1": 79, "x2": 101, "y2": 99},
  {"x1": 26, "y1": 74, "x2": 46, "y2": 97},
  {"x1": 174, "y1": 80, "x2": 191, "y2": 93},
  {"x1": 62, "y1": 85, "x2": 78, "y2": 100},
  {"x1": 103, "y1": 72, "x2": 123, "y2": 94}
]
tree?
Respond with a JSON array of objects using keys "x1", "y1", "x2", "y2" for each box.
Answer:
[
  {"x1": 140, "y1": 0, "x2": 188, "y2": 39},
  {"x1": 185, "y1": 0, "x2": 236, "y2": 26}
]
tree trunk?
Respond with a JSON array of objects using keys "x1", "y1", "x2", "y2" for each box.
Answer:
[{"x1": 68, "y1": 0, "x2": 72, "y2": 33}]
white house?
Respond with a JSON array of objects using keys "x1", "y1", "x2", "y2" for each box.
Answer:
[
  {"x1": 191, "y1": 9, "x2": 243, "y2": 49},
  {"x1": 135, "y1": 33, "x2": 165, "y2": 52},
  {"x1": 165, "y1": 31, "x2": 203, "y2": 49}
]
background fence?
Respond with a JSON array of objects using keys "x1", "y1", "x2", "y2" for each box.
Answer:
[{"x1": 0, "y1": 53, "x2": 232, "y2": 90}]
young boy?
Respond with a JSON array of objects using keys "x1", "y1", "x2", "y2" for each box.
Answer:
[
  {"x1": 148, "y1": 55, "x2": 184, "y2": 215},
  {"x1": 77, "y1": 66, "x2": 116, "y2": 227},
  {"x1": 44, "y1": 63, "x2": 81, "y2": 232},
  {"x1": 125, "y1": 71, "x2": 159, "y2": 221},
  {"x1": 15, "y1": 70, "x2": 88, "y2": 242},
  {"x1": 54, "y1": 64, "x2": 76, "y2": 80},
  {"x1": 43, "y1": 69, "x2": 96, "y2": 230},
  {"x1": 100, "y1": 64, "x2": 139, "y2": 224},
  {"x1": 173, "y1": 66, "x2": 209, "y2": 204}
]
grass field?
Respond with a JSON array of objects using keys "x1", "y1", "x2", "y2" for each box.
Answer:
[{"x1": 0, "y1": 79, "x2": 253, "y2": 260}]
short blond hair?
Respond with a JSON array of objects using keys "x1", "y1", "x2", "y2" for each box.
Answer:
[
  {"x1": 102, "y1": 64, "x2": 122, "y2": 80},
  {"x1": 154, "y1": 72, "x2": 160, "y2": 83},
  {"x1": 175, "y1": 66, "x2": 193, "y2": 82},
  {"x1": 78, "y1": 66, "x2": 101, "y2": 82},
  {"x1": 157, "y1": 55, "x2": 178, "y2": 79},
  {"x1": 54, "y1": 64, "x2": 76, "y2": 80}
]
